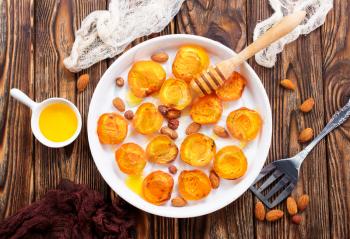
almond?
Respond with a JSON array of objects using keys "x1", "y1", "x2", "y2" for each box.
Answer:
[
  {"x1": 255, "y1": 201, "x2": 266, "y2": 221},
  {"x1": 291, "y1": 214, "x2": 302, "y2": 225},
  {"x1": 297, "y1": 194, "x2": 310, "y2": 211},
  {"x1": 286, "y1": 197, "x2": 298, "y2": 215},
  {"x1": 280, "y1": 79, "x2": 296, "y2": 90},
  {"x1": 298, "y1": 128, "x2": 313, "y2": 143},
  {"x1": 166, "y1": 109, "x2": 181, "y2": 119},
  {"x1": 209, "y1": 170, "x2": 220, "y2": 189},
  {"x1": 124, "y1": 110, "x2": 134, "y2": 120},
  {"x1": 186, "y1": 122, "x2": 201, "y2": 135},
  {"x1": 171, "y1": 196, "x2": 187, "y2": 207},
  {"x1": 151, "y1": 52, "x2": 169, "y2": 63},
  {"x1": 299, "y1": 98, "x2": 315, "y2": 113},
  {"x1": 168, "y1": 165, "x2": 178, "y2": 175},
  {"x1": 266, "y1": 209, "x2": 284, "y2": 222},
  {"x1": 115, "y1": 77, "x2": 124, "y2": 87},
  {"x1": 213, "y1": 125, "x2": 229, "y2": 138},
  {"x1": 77, "y1": 74, "x2": 90, "y2": 92},
  {"x1": 112, "y1": 97, "x2": 125, "y2": 112},
  {"x1": 160, "y1": 126, "x2": 178, "y2": 140}
]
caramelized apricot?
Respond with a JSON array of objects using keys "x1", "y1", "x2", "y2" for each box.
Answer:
[
  {"x1": 133, "y1": 103, "x2": 163, "y2": 135},
  {"x1": 128, "y1": 61, "x2": 166, "y2": 98},
  {"x1": 180, "y1": 133, "x2": 216, "y2": 167},
  {"x1": 97, "y1": 113, "x2": 128, "y2": 144},
  {"x1": 213, "y1": 146, "x2": 247, "y2": 179},
  {"x1": 226, "y1": 108, "x2": 262, "y2": 141},
  {"x1": 190, "y1": 94, "x2": 223, "y2": 124},
  {"x1": 115, "y1": 143, "x2": 146, "y2": 175},
  {"x1": 172, "y1": 45, "x2": 210, "y2": 83},
  {"x1": 216, "y1": 72, "x2": 246, "y2": 101},
  {"x1": 146, "y1": 135, "x2": 178, "y2": 164},
  {"x1": 142, "y1": 170, "x2": 174, "y2": 205},
  {"x1": 178, "y1": 170, "x2": 211, "y2": 200},
  {"x1": 159, "y1": 78, "x2": 192, "y2": 110}
]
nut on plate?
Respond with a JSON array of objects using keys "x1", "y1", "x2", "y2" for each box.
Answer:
[
  {"x1": 124, "y1": 110, "x2": 134, "y2": 120},
  {"x1": 151, "y1": 52, "x2": 169, "y2": 63},
  {"x1": 77, "y1": 74, "x2": 89, "y2": 92},
  {"x1": 254, "y1": 201, "x2": 266, "y2": 221},
  {"x1": 266, "y1": 209, "x2": 284, "y2": 222},
  {"x1": 168, "y1": 119, "x2": 179, "y2": 130},
  {"x1": 213, "y1": 125, "x2": 229, "y2": 138},
  {"x1": 209, "y1": 170, "x2": 220, "y2": 189},
  {"x1": 115, "y1": 76, "x2": 124, "y2": 87},
  {"x1": 298, "y1": 128, "x2": 313, "y2": 143},
  {"x1": 158, "y1": 105, "x2": 170, "y2": 116},
  {"x1": 166, "y1": 109, "x2": 181, "y2": 119},
  {"x1": 112, "y1": 97, "x2": 125, "y2": 112},
  {"x1": 168, "y1": 165, "x2": 178, "y2": 175},
  {"x1": 171, "y1": 196, "x2": 187, "y2": 207},
  {"x1": 160, "y1": 126, "x2": 178, "y2": 140},
  {"x1": 185, "y1": 122, "x2": 201, "y2": 135},
  {"x1": 299, "y1": 98, "x2": 315, "y2": 112}
]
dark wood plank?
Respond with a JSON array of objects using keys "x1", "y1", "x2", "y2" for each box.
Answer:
[
  {"x1": 0, "y1": 0, "x2": 35, "y2": 218},
  {"x1": 176, "y1": 1, "x2": 254, "y2": 238},
  {"x1": 247, "y1": 0, "x2": 330, "y2": 238},
  {"x1": 33, "y1": 0, "x2": 108, "y2": 200},
  {"x1": 321, "y1": 0, "x2": 350, "y2": 237}
]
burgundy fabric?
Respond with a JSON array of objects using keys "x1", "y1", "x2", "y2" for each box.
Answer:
[{"x1": 0, "y1": 179, "x2": 135, "y2": 239}]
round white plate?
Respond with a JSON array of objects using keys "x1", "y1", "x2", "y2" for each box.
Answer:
[{"x1": 87, "y1": 34, "x2": 272, "y2": 218}]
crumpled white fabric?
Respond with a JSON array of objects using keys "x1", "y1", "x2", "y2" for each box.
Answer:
[
  {"x1": 64, "y1": 0, "x2": 185, "y2": 72},
  {"x1": 254, "y1": 0, "x2": 333, "y2": 68}
]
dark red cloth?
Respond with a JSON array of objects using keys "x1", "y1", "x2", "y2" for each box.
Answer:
[{"x1": 0, "y1": 179, "x2": 135, "y2": 239}]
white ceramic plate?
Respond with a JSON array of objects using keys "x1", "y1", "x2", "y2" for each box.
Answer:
[{"x1": 87, "y1": 34, "x2": 272, "y2": 218}]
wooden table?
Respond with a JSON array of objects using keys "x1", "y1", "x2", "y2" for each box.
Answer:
[{"x1": 1, "y1": 0, "x2": 349, "y2": 238}]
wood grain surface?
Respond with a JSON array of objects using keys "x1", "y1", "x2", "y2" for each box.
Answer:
[{"x1": 0, "y1": 0, "x2": 349, "y2": 238}]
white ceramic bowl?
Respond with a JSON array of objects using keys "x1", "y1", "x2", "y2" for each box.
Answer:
[{"x1": 87, "y1": 34, "x2": 272, "y2": 218}]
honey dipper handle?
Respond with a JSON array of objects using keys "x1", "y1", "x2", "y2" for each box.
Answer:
[{"x1": 217, "y1": 10, "x2": 306, "y2": 78}]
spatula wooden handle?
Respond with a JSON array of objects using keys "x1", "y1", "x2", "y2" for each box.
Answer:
[{"x1": 190, "y1": 10, "x2": 306, "y2": 96}]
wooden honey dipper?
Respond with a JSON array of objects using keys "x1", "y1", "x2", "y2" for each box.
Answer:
[{"x1": 190, "y1": 10, "x2": 307, "y2": 96}]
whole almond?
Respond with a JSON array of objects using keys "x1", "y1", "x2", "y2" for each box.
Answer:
[
  {"x1": 297, "y1": 194, "x2": 310, "y2": 211},
  {"x1": 166, "y1": 109, "x2": 181, "y2": 119},
  {"x1": 280, "y1": 79, "x2": 296, "y2": 90},
  {"x1": 291, "y1": 214, "x2": 302, "y2": 225},
  {"x1": 168, "y1": 165, "x2": 178, "y2": 175},
  {"x1": 124, "y1": 110, "x2": 134, "y2": 120},
  {"x1": 286, "y1": 197, "x2": 298, "y2": 215},
  {"x1": 171, "y1": 196, "x2": 187, "y2": 207},
  {"x1": 213, "y1": 125, "x2": 229, "y2": 138},
  {"x1": 298, "y1": 128, "x2": 313, "y2": 143},
  {"x1": 160, "y1": 126, "x2": 178, "y2": 140},
  {"x1": 151, "y1": 52, "x2": 169, "y2": 63},
  {"x1": 186, "y1": 122, "x2": 201, "y2": 135},
  {"x1": 112, "y1": 97, "x2": 125, "y2": 112},
  {"x1": 77, "y1": 74, "x2": 90, "y2": 92},
  {"x1": 255, "y1": 201, "x2": 266, "y2": 221},
  {"x1": 168, "y1": 119, "x2": 179, "y2": 130},
  {"x1": 115, "y1": 77, "x2": 124, "y2": 87},
  {"x1": 209, "y1": 170, "x2": 220, "y2": 189},
  {"x1": 299, "y1": 98, "x2": 315, "y2": 113},
  {"x1": 266, "y1": 209, "x2": 284, "y2": 222}
]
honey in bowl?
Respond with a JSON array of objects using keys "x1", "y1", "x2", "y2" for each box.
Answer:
[{"x1": 39, "y1": 103, "x2": 78, "y2": 142}]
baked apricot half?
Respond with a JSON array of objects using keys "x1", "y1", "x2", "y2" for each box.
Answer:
[
  {"x1": 128, "y1": 61, "x2": 166, "y2": 98},
  {"x1": 216, "y1": 72, "x2": 246, "y2": 101},
  {"x1": 146, "y1": 135, "x2": 178, "y2": 164},
  {"x1": 159, "y1": 78, "x2": 192, "y2": 110},
  {"x1": 226, "y1": 108, "x2": 262, "y2": 141},
  {"x1": 178, "y1": 170, "x2": 211, "y2": 200},
  {"x1": 172, "y1": 45, "x2": 210, "y2": 83},
  {"x1": 115, "y1": 143, "x2": 147, "y2": 175},
  {"x1": 97, "y1": 113, "x2": 128, "y2": 144},
  {"x1": 190, "y1": 94, "x2": 223, "y2": 124},
  {"x1": 180, "y1": 133, "x2": 216, "y2": 167},
  {"x1": 213, "y1": 146, "x2": 248, "y2": 179},
  {"x1": 142, "y1": 170, "x2": 174, "y2": 205},
  {"x1": 133, "y1": 102, "x2": 163, "y2": 135}
]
